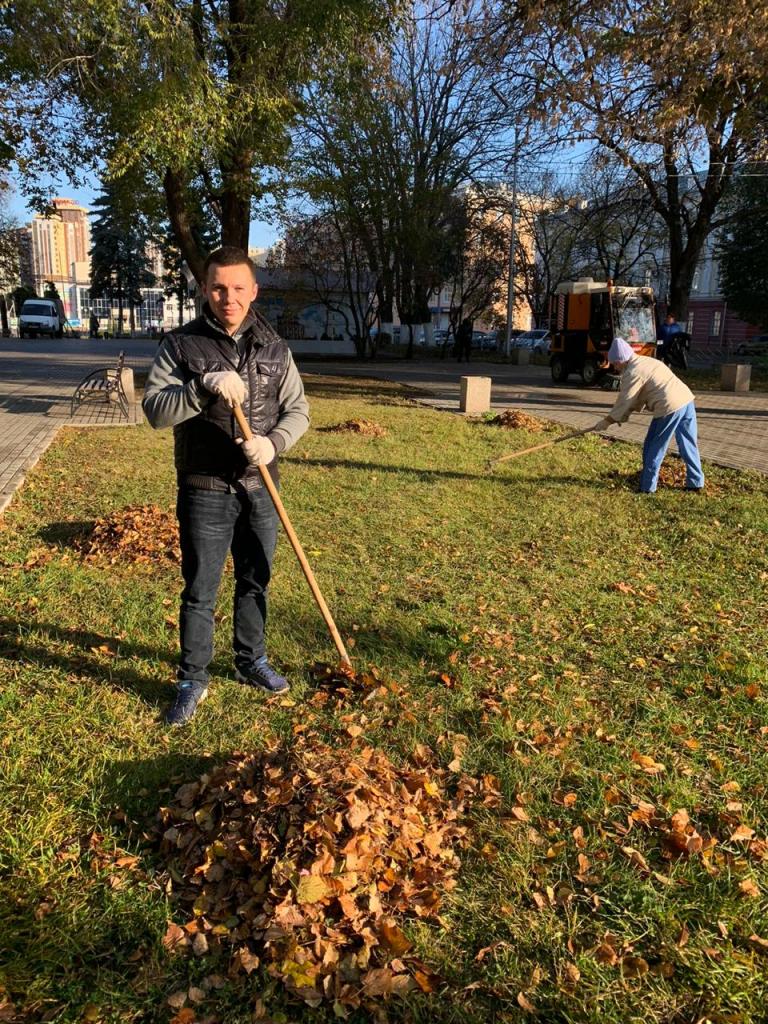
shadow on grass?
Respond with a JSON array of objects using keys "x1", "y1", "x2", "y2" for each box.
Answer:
[
  {"x1": 37, "y1": 519, "x2": 96, "y2": 546},
  {"x1": 302, "y1": 374, "x2": 431, "y2": 403},
  {"x1": 1, "y1": 752, "x2": 233, "y2": 1021},
  {"x1": 0, "y1": 616, "x2": 174, "y2": 707},
  {"x1": 286, "y1": 455, "x2": 504, "y2": 484}
]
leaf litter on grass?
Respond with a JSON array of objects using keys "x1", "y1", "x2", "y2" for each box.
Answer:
[
  {"x1": 158, "y1": 737, "x2": 480, "y2": 1014},
  {"x1": 486, "y1": 409, "x2": 554, "y2": 432},
  {"x1": 317, "y1": 419, "x2": 388, "y2": 438},
  {"x1": 604, "y1": 461, "x2": 729, "y2": 494},
  {"x1": 74, "y1": 504, "x2": 180, "y2": 565}
]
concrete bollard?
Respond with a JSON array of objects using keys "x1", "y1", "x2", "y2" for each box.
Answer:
[
  {"x1": 511, "y1": 347, "x2": 530, "y2": 366},
  {"x1": 118, "y1": 366, "x2": 135, "y2": 405},
  {"x1": 459, "y1": 375, "x2": 491, "y2": 415},
  {"x1": 720, "y1": 363, "x2": 751, "y2": 392}
]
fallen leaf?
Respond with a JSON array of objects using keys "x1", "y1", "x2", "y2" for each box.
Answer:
[
  {"x1": 631, "y1": 751, "x2": 666, "y2": 775},
  {"x1": 562, "y1": 962, "x2": 580, "y2": 989},
  {"x1": 622, "y1": 846, "x2": 650, "y2": 872},
  {"x1": 621, "y1": 956, "x2": 649, "y2": 978},
  {"x1": 593, "y1": 942, "x2": 618, "y2": 966},
  {"x1": 739, "y1": 877, "x2": 760, "y2": 898},
  {"x1": 162, "y1": 922, "x2": 187, "y2": 951},
  {"x1": 296, "y1": 874, "x2": 330, "y2": 904},
  {"x1": 170, "y1": 1011, "x2": 196, "y2": 1024},
  {"x1": 730, "y1": 825, "x2": 756, "y2": 843},
  {"x1": 379, "y1": 919, "x2": 412, "y2": 956},
  {"x1": 517, "y1": 991, "x2": 537, "y2": 1012}
]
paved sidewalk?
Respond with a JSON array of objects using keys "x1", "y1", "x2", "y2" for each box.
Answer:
[{"x1": 0, "y1": 341, "x2": 150, "y2": 515}]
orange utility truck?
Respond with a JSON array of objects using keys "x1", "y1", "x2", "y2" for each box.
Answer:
[{"x1": 549, "y1": 278, "x2": 657, "y2": 386}]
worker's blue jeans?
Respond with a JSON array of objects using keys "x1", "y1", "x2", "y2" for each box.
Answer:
[
  {"x1": 176, "y1": 485, "x2": 279, "y2": 685},
  {"x1": 640, "y1": 402, "x2": 705, "y2": 493}
]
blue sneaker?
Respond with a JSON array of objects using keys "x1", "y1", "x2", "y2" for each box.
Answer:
[
  {"x1": 235, "y1": 657, "x2": 290, "y2": 694},
  {"x1": 164, "y1": 680, "x2": 208, "y2": 726}
]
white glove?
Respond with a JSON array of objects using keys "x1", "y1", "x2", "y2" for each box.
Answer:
[
  {"x1": 239, "y1": 435, "x2": 275, "y2": 466},
  {"x1": 594, "y1": 417, "x2": 613, "y2": 431},
  {"x1": 201, "y1": 371, "x2": 245, "y2": 407}
]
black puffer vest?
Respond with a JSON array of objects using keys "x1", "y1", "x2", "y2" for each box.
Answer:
[{"x1": 168, "y1": 307, "x2": 289, "y2": 489}]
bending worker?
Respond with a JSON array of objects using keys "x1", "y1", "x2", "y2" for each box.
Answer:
[
  {"x1": 594, "y1": 336, "x2": 704, "y2": 494},
  {"x1": 143, "y1": 246, "x2": 310, "y2": 726}
]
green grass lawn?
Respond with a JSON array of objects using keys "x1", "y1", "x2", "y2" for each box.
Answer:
[{"x1": 1, "y1": 376, "x2": 767, "y2": 1024}]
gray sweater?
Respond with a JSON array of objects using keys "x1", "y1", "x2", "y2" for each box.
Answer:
[{"x1": 143, "y1": 334, "x2": 310, "y2": 454}]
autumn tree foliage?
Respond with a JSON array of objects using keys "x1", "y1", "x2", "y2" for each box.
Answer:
[
  {"x1": 505, "y1": 0, "x2": 768, "y2": 319},
  {"x1": 716, "y1": 169, "x2": 768, "y2": 332},
  {"x1": 0, "y1": 0, "x2": 395, "y2": 282},
  {"x1": 294, "y1": 0, "x2": 518, "y2": 355},
  {"x1": 90, "y1": 177, "x2": 157, "y2": 335}
]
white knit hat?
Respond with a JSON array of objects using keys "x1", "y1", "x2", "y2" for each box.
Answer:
[{"x1": 607, "y1": 336, "x2": 635, "y2": 363}]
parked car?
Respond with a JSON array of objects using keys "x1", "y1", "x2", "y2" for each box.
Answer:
[
  {"x1": 18, "y1": 297, "x2": 66, "y2": 338},
  {"x1": 735, "y1": 335, "x2": 768, "y2": 357},
  {"x1": 514, "y1": 329, "x2": 551, "y2": 355}
]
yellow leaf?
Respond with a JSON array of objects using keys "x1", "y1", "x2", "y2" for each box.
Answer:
[{"x1": 296, "y1": 875, "x2": 330, "y2": 904}]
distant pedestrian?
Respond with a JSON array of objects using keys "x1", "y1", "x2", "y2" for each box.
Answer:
[
  {"x1": 593, "y1": 336, "x2": 704, "y2": 493},
  {"x1": 89, "y1": 313, "x2": 100, "y2": 339},
  {"x1": 657, "y1": 312, "x2": 682, "y2": 361},
  {"x1": 455, "y1": 317, "x2": 473, "y2": 363}
]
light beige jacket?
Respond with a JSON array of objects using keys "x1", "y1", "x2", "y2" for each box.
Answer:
[{"x1": 608, "y1": 355, "x2": 695, "y2": 424}]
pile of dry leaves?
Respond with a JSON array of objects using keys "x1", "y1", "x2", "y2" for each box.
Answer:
[
  {"x1": 159, "y1": 739, "x2": 476, "y2": 1012},
  {"x1": 318, "y1": 419, "x2": 388, "y2": 438},
  {"x1": 605, "y1": 463, "x2": 720, "y2": 493},
  {"x1": 75, "y1": 505, "x2": 181, "y2": 565},
  {"x1": 489, "y1": 409, "x2": 549, "y2": 432}
]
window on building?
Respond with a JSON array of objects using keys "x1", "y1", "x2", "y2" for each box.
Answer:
[
  {"x1": 711, "y1": 311, "x2": 721, "y2": 337},
  {"x1": 686, "y1": 313, "x2": 695, "y2": 335},
  {"x1": 692, "y1": 269, "x2": 700, "y2": 292}
]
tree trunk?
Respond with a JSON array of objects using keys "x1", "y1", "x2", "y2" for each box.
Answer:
[
  {"x1": 117, "y1": 276, "x2": 124, "y2": 336},
  {"x1": 0, "y1": 295, "x2": 9, "y2": 337},
  {"x1": 219, "y1": 149, "x2": 253, "y2": 251},
  {"x1": 164, "y1": 167, "x2": 207, "y2": 285}
]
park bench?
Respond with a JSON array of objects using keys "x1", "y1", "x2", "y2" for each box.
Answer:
[{"x1": 70, "y1": 350, "x2": 130, "y2": 420}]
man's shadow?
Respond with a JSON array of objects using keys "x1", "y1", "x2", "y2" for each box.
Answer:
[
  {"x1": 0, "y1": 616, "x2": 177, "y2": 708},
  {"x1": 5, "y1": 750, "x2": 235, "y2": 1016}
]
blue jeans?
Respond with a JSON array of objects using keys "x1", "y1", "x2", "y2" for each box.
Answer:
[
  {"x1": 640, "y1": 402, "x2": 705, "y2": 493},
  {"x1": 176, "y1": 485, "x2": 279, "y2": 685}
]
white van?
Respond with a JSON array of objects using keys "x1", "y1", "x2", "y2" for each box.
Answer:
[{"x1": 19, "y1": 298, "x2": 66, "y2": 338}]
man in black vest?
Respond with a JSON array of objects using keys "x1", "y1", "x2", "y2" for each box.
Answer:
[{"x1": 143, "y1": 247, "x2": 310, "y2": 725}]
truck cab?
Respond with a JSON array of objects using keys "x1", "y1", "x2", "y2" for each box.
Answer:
[
  {"x1": 19, "y1": 298, "x2": 66, "y2": 339},
  {"x1": 549, "y1": 279, "x2": 656, "y2": 385}
]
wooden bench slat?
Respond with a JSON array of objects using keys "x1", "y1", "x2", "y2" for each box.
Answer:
[{"x1": 71, "y1": 351, "x2": 129, "y2": 420}]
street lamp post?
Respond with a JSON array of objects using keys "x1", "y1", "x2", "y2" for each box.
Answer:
[{"x1": 504, "y1": 129, "x2": 519, "y2": 358}]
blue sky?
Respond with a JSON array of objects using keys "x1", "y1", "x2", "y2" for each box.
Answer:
[{"x1": 4, "y1": 174, "x2": 281, "y2": 250}]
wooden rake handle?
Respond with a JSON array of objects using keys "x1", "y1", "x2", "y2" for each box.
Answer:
[
  {"x1": 233, "y1": 403, "x2": 352, "y2": 668},
  {"x1": 489, "y1": 425, "x2": 597, "y2": 466}
]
